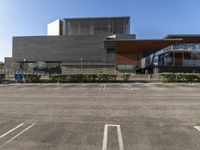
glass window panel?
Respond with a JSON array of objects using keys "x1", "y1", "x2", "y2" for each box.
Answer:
[
  {"x1": 107, "y1": 49, "x2": 115, "y2": 63},
  {"x1": 117, "y1": 65, "x2": 135, "y2": 71}
]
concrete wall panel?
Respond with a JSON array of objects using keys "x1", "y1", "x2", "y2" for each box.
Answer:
[{"x1": 13, "y1": 35, "x2": 108, "y2": 63}]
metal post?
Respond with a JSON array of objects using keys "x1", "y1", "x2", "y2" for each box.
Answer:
[
  {"x1": 182, "y1": 51, "x2": 184, "y2": 66},
  {"x1": 80, "y1": 58, "x2": 84, "y2": 74},
  {"x1": 23, "y1": 59, "x2": 27, "y2": 73}
]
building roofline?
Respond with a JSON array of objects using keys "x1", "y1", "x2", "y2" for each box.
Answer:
[
  {"x1": 104, "y1": 39, "x2": 183, "y2": 42},
  {"x1": 164, "y1": 34, "x2": 200, "y2": 39},
  {"x1": 62, "y1": 16, "x2": 130, "y2": 21}
]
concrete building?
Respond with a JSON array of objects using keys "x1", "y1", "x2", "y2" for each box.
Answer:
[
  {"x1": 5, "y1": 17, "x2": 135, "y2": 74},
  {"x1": 4, "y1": 16, "x2": 200, "y2": 74}
]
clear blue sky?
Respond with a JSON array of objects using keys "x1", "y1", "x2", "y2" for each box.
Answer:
[{"x1": 1, "y1": 0, "x2": 200, "y2": 62}]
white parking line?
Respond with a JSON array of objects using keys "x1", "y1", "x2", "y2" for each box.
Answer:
[
  {"x1": 117, "y1": 125, "x2": 124, "y2": 150},
  {"x1": 103, "y1": 84, "x2": 106, "y2": 91},
  {"x1": 126, "y1": 84, "x2": 135, "y2": 91},
  {"x1": 102, "y1": 124, "x2": 108, "y2": 150},
  {"x1": 100, "y1": 84, "x2": 106, "y2": 91},
  {"x1": 0, "y1": 122, "x2": 36, "y2": 148},
  {"x1": 102, "y1": 124, "x2": 124, "y2": 150},
  {"x1": 0, "y1": 123, "x2": 24, "y2": 140},
  {"x1": 122, "y1": 84, "x2": 134, "y2": 91},
  {"x1": 122, "y1": 84, "x2": 129, "y2": 91},
  {"x1": 99, "y1": 84, "x2": 103, "y2": 90},
  {"x1": 194, "y1": 126, "x2": 200, "y2": 131}
]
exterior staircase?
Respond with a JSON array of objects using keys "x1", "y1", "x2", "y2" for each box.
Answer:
[{"x1": 191, "y1": 52, "x2": 200, "y2": 60}]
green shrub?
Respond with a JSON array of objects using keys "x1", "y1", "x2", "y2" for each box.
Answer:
[
  {"x1": 23, "y1": 74, "x2": 41, "y2": 83},
  {"x1": 49, "y1": 74, "x2": 57, "y2": 82},
  {"x1": 184, "y1": 73, "x2": 200, "y2": 82},
  {"x1": 97, "y1": 74, "x2": 118, "y2": 82},
  {"x1": 160, "y1": 73, "x2": 200, "y2": 82},
  {"x1": 121, "y1": 73, "x2": 131, "y2": 81},
  {"x1": 109, "y1": 74, "x2": 117, "y2": 82},
  {"x1": 49, "y1": 74, "x2": 67, "y2": 83},
  {"x1": 84, "y1": 74, "x2": 98, "y2": 82},
  {"x1": 67, "y1": 74, "x2": 82, "y2": 82},
  {"x1": 49, "y1": 74, "x2": 117, "y2": 83},
  {"x1": 97, "y1": 74, "x2": 109, "y2": 82},
  {"x1": 0, "y1": 74, "x2": 5, "y2": 83},
  {"x1": 160, "y1": 73, "x2": 176, "y2": 82}
]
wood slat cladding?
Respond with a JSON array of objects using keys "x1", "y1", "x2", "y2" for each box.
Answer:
[
  {"x1": 116, "y1": 53, "x2": 137, "y2": 64},
  {"x1": 116, "y1": 46, "x2": 138, "y2": 64},
  {"x1": 105, "y1": 40, "x2": 180, "y2": 53},
  {"x1": 105, "y1": 39, "x2": 182, "y2": 65}
]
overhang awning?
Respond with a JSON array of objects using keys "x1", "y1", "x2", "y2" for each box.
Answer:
[
  {"x1": 164, "y1": 35, "x2": 200, "y2": 43},
  {"x1": 104, "y1": 39, "x2": 182, "y2": 54}
]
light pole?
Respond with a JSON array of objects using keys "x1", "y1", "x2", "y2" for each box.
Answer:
[
  {"x1": 80, "y1": 58, "x2": 84, "y2": 74},
  {"x1": 23, "y1": 59, "x2": 27, "y2": 72}
]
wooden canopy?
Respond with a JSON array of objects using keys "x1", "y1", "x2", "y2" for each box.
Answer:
[
  {"x1": 165, "y1": 35, "x2": 200, "y2": 43},
  {"x1": 104, "y1": 39, "x2": 182, "y2": 53},
  {"x1": 104, "y1": 39, "x2": 182, "y2": 65}
]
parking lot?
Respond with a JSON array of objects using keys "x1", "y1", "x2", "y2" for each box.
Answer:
[{"x1": 0, "y1": 83, "x2": 200, "y2": 150}]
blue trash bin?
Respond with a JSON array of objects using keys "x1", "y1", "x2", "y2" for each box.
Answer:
[{"x1": 15, "y1": 73, "x2": 23, "y2": 83}]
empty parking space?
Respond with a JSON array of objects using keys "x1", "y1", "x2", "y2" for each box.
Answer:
[
  {"x1": 0, "y1": 122, "x2": 104, "y2": 150},
  {"x1": 0, "y1": 121, "x2": 200, "y2": 150},
  {"x1": 122, "y1": 123, "x2": 200, "y2": 150},
  {"x1": 0, "y1": 83, "x2": 200, "y2": 149},
  {"x1": 0, "y1": 121, "x2": 36, "y2": 149}
]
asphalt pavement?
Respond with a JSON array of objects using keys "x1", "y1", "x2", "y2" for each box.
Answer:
[{"x1": 0, "y1": 83, "x2": 200, "y2": 150}]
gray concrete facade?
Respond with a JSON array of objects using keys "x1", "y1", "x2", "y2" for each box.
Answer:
[
  {"x1": 13, "y1": 34, "x2": 134, "y2": 62},
  {"x1": 5, "y1": 17, "x2": 134, "y2": 73},
  {"x1": 61, "y1": 65, "x2": 116, "y2": 74},
  {"x1": 12, "y1": 34, "x2": 134, "y2": 73},
  {"x1": 13, "y1": 35, "x2": 109, "y2": 62}
]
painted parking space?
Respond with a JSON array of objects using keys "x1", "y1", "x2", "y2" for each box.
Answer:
[
  {"x1": 0, "y1": 121, "x2": 36, "y2": 149},
  {"x1": 1, "y1": 121, "x2": 200, "y2": 150},
  {"x1": 0, "y1": 122, "x2": 104, "y2": 150},
  {"x1": 1, "y1": 83, "x2": 200, "y2": 93},
  {"x1": 121, "y1": 124, "x2": 200, "y2": 150},
  {"x1": 0, "y1": 83, "x2": 200, "y2": 149}
]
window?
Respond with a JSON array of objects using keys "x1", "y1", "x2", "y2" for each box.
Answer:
[
  {"x1": 117, "y1": 65, "x2": 135, "y2": 71},
  {"x1": 107, "y1": 49, "x2": 115, "y2": 63}
]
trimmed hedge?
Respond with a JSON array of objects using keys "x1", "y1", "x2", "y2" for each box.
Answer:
[
  {"x1": 23, "y1": 74, "x2": 41, "y2": 83},
  {"x1": 97, "y1": 74, "x2": 117, "y2": 82},
  {"x1": 49, "y1": 74, "x2": 120, "y2": 83},
  {"x1": 0, "y1": 74, "x2": 5, "y2": 83},
  {"x1": 121, "y1": 73, "x2": 131, "y2": 81},
  {"x1": 49, "y1": 74, "x2": 67, "y2": 83},
  {"x1": 160, "y1": 73, "x2": 200, "y2": 82}
]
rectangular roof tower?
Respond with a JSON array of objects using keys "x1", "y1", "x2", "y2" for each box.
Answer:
[{"x1": 48, "y1": 16, "x2": 130, "y2": 36}]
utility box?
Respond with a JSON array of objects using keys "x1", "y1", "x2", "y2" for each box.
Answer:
[{"x1": 15, "y1": 73, "x2": 23, "y2": 83}]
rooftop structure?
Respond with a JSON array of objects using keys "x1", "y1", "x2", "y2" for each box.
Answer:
[{"x1": 48, "y1": 16, "x2": 130, "y2": 36}]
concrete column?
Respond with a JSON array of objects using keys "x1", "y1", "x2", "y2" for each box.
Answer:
[
  {"x1": 182, "y1": 52, "x2": 184, "y2": 66},
  {"x1": 173, "y1": 52, "x2": 175, "y2": 66}
]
